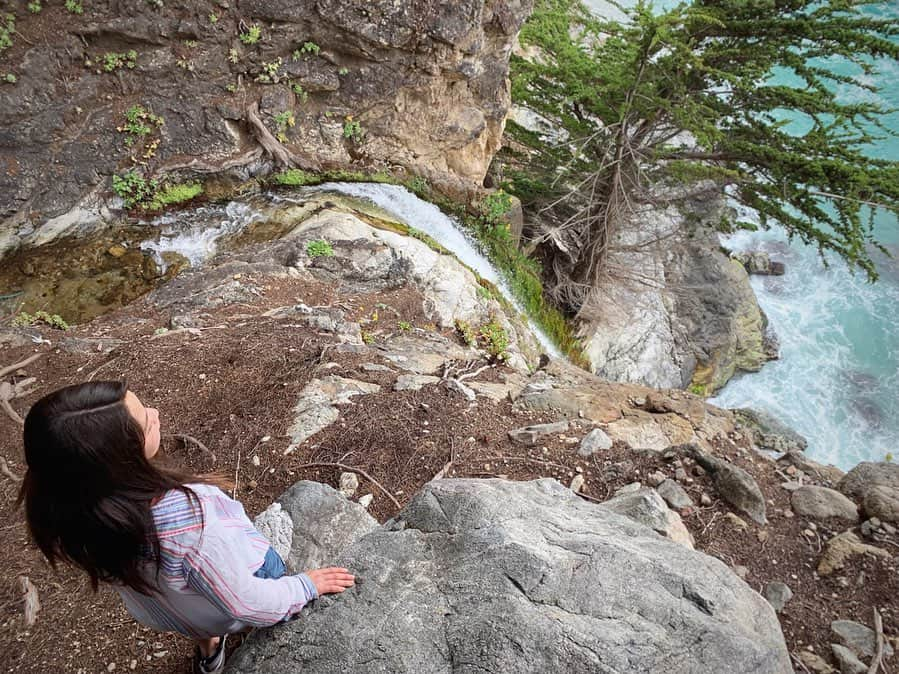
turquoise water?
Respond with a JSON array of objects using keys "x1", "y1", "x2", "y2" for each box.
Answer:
[{"x1": 588, "y1": 0, "x2": 898, "y2": 468}]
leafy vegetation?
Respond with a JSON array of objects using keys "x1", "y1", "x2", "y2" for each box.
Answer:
[
  {"x1": 13, "y1": 311, "x2": 70, "y2": 330},
  {"x1": 27, "y1": 2, "x2": 42, "y2": 14},
  {"x1": 306, "y1": 239, "x2": 334, "y2": 258},
  {"x1": 256, "y1": 57, "x2": 283, "y2": 83},
  {"x1": 0, "y1": 14, "x2": 13, "y2": 55},
  {"x1": 293, "y1": 41, "x2": 320, "y2": 60},
  {"x1": 239, "y1": 24, "x2": 261, "y2": 45},
  {"x1": 116, "y1": 104, "x2": 163, "y2": 162},
  {"x1": 102, "y1": 50, "x2": 137, "y2": 72},
  {"x1": 111, "y1": 171, "x2": 159, "y2": 208},
  {"x1": 342, "y1": 116, "x2": 364, "y2": 143},
  {"x1": 397, "y1": 320, "x2": 412, "y2": 331},
  {"x1": 65, "y1": 0, "x2": 83, "y2": 14},
  {"x1": 510, "y1": 0, "x2": 899, "y2": 311}
]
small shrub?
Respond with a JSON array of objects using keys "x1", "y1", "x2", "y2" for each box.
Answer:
[
  {"x1": 455, "y1": 319, "x2": 477, "y2": 347},
  {"x1": 342, "y1": 116, "x2": 363, "y2": 143},
  {"x1": 291, "y1": 83, "x2": 309, "y2": 103},
  {"x1": 256, "y1": 57, "x2": 283, "y2": 84},
  {"x1": 13, "y1": 311, "x2": 69, "y2": 330},
  {"x1": 273, "y1": 109, "x2": 295, "y2": 142},
  {"x1": 478, "y1": 319, "x2": 510, "y2": 362},
  {"x1": 398, "y1": 321, "x2": 412, "y2": 331},
  {"x1": 361, "y1": 330, "x2": 375, "y2": 345},
  {"x1": 239, "y1": 24, "x2": 261, "y2": 45},
  {"x1": 306, "y1": 239, "x2": 334, "y2": 258},
  {"x1": 112, "y1": 170, "x2": 158, "y2": 208},
  {"x1": 65, "y1": 0, "x2": 84, "y2": 14},
  {"x1": 27, "y1": 2, "x2": 42, "y2": 14},
  {"x1": 271, "y1": 169, "x2": 318, "y2": 186},
  {"x1": 116, "y1": 105, "x2": 164, "y2": 158},
  {"x1": 102, "y1": 50, "x2": 138, "y2": 72}
]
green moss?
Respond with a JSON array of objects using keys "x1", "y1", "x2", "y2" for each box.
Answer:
[
  {"x1": 239, "y1": 24, "x2": 262, "y2": 45},
  {"x1": 271, "y1": 169, "x2": 320, "y2": 186},
  {"x1": 146, "y1": 182, "x2": 203, "y2": 210},
  {"x1": 306, "y1": 239, "x2": 334, "y2": 257},
  {"x1": 13, "y1": 311, "x2": 69, "y2": 330}
]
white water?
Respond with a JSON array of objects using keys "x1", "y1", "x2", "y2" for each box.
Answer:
[
  {"x1": 137, "y1": 183, "x2": 562, "y2": 358},
  {"x1": 313, "y1": 182, "x2": 563, "y2": 358}
]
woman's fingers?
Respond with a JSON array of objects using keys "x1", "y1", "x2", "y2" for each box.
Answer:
[{"x1": 305, "y1": 567, "x2": 356, "y2": 595}]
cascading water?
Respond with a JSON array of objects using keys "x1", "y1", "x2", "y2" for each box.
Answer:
[{"x1": 137, "y1": 183, "x2": 562, "y2": 359}]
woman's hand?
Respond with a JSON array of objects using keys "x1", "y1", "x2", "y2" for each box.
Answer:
[{"x1": 305, "y1": 567, "x2": 355, "y2": 596}]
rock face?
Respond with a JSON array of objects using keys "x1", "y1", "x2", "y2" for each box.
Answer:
[
  {"x1": 228, "y1": 479, "x2": 792, "y2": 674},
  {"x1": 735, "y1": 408, "x2": 808, "y2": 454},
  {"x1": 578, "y1": 190, "x2": 775, "y2": 393},
  {"x1": 0, "y1": 0, "x2": 533, "y2": 256}
]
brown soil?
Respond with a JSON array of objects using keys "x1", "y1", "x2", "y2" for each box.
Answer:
[{"x1": 0, "y1": 273, "x2": 895, "y2": 673}]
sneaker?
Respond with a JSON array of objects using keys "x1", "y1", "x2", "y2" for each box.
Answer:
[{"x1": 194, "y1": 635, "x2": 227, "y2": 674}]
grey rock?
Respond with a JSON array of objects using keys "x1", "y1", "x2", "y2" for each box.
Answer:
[
  {"x1": 393, "y1": 373, "x2": 440, "y2": 391},
  {"x1": 658, "y1": 479, "x2": 694, "y2": 510},
  {"x1": 614, "y1": 481, "x2": 643, "y2": 496},
  {"x1": 648, "y1": 471, "x2": 668, "y2": 487},
  {"x1": 778, "y1": 451, "x2": 845, "y2": 484},
  {"x1": 791, "y1": 486, "x2": 859, "y2": 523},
  {"x1": 569, "y1": 474, "x2": 585, "y2": 493},
  {"x1": 228, "y1": 479, "x2": 791, "y2": 674},
  {"x1": 286, "y1": 376, "x2": 381, "y2": 452},
  {"x1": 602, "y1": 487, "x2": 694, "y2": 549},
  {"x1": 735, "y1": 408, "x2": 807, "y2": 454},
  {"x1": 253, "y1": 502, "x2": 293, "y2": 563},
  {"x1": 781, "y1": 481, "x2": 803, "y2": 492},
  {"x1": 763, "y1": 582, "x2": 793, "y2": 613},
  {"x1": 338, "y1": 472, "x2": 359, "y2": 498},
  {"x1": 357, "y1": 494, "x2": 373, "y2": 509},
  {"x1": 577, "y1": 428, "x2": 613, "y2": 457},
  {"x1": 838, "y1": 462, "x2": 899, "y2": 501},
  {"x1": 831, "y1": 644, "x2": 867, "y2": 674},
  {"x1": 58, "y1": 337, "x2": 123, "y2": 354},
  {"x1": 276, "y1": 480, "x2": 378, "y2": 574},
  {"x1": 445, "y1": 377, "x2": 476, "y2": 402},
  {"x1": 831, "y1": 619, "x2": 894, "y2": 659},
  {"x1": 863, "y1": 485, "x2": 899, "y2": 523},
  {"x1": 686, "y1": 445, "x2": 767, "y2": 524},
  {"x1": 508, "y1": 420, "x2": 570, "y2": 446},
  {"x1": 732, "y1": 252, "x2": 786, "y2": 276},
  {"x1": 818, "y1": 531, "x2": 891, "y2": 576}
]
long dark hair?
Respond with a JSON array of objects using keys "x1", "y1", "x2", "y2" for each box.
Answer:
[{"x1": 18, "y1": 381, "x2": 217, "y2": 595}]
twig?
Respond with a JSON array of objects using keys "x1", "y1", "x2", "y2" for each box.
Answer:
[
  {"x1": 86, "y1": 357, "x2": 118, "y2": 382},
  {"x1": 1, "y1": 398, "x2": 24, "y2": 425},
  {"x1": 429, "y1": 461, "x2": 453, "y2": 482},
  {"x1": 576, "y1": 491, "x2": 603, "y2": 504},
  {"x1": 165, "y1": 434, "x2": 216, "y2": 463},
  {"x1": 485, "y1": 456, "x2": 570, "y2": 471},
  {"x1": 0, "y1": 457, "x2": 22, "y2": 483},
  {"x1": 869, "y1": 607, "x2": 884, "y2": 674},
  {"x1": 296, "y1": 462, "x2": 401, "y2": 510},
  {"x1": 0, "y1": 353, "x2": 43, "y2": 380},
  {"x1": 17, "y1": 576, "x2": 40, "y2": 627},
  {"x1": 457, "y1": 364, "x2": 493, "y2": 382},
  {"x1": 233, "y1": 447, "x2": 242, "y2": 500}
]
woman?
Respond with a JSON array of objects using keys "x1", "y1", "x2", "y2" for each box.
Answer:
[{"x1": 19, "y1": 381, "x2": 354, "y2": 673}]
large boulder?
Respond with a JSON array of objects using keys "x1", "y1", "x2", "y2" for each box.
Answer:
[
  {"x1": 791, "y1": 486, "x2": 859, "y2": 523},
  {"x1": 228, "y1": 479, "x2": 792, "y2": 673},
  {"x1": 838, "y1": 462, "x2": 899, "y2": 501}
]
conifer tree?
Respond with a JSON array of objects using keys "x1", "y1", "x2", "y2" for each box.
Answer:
[{"x1": 508, "y1": 0, "x2": 899, "y2": 311}]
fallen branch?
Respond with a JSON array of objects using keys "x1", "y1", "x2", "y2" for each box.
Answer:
[
  {"x1": 869, "y1": 607, "x2": 884, "y2": 674},
  {"x1": 296, "y1": 462, "x2": 401, "y2": 510},
  {"x1": 1, "y1": 398, "x2": 23, "y2": 425},
  {"x1": 457, "y1": 364, "x2": 493, "y2": 382},
  {"x1": 17, "y1": 576, "x2": 40, "y2": 627},
  {"x1": 0, "y1": 353, "x2": 43, "y2": 380},
  {"x1": 575, "y1": 491, "x2": 603, "y2": 504},
  {"x1": 165, "y1": 434, "x2": 216, "y2": 463},
  {"x1": 0, "y1": 457, "x2": 22, "y2": 483}
]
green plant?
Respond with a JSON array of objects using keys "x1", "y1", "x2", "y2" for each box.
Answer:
[
  {"x1": 338, "y1": 67, "x2": 349, "y2": 76},
  {"x1": 208, "y1": 12, "x2": 218, "y2": 23},
  {"x1": 256, "y1": 57, "x2": 283, "y2": 83},
  {"x1": 65, "y1": 0, "x2": 84, "y2": 14},
  {"x1": 13, "y1": 311, "x2": 69, "y2": 330},
  {"x1": 146, "y1": 182, "x2": 203, "y2": 210},
  {"x1": 117, "y1": 104, "x2": 164, "y2": 157},
  {"x1": 361, "y1": 330, "x2": 375, "y2": 345},
  {"x1": 0, "y1": 14, "x2": 13, "y2": 56},
  {"x1": 455, "y1": 319, "x2": 477, "y2": 347},
  {"x1": 478, "y1": 319, "x2": 510, "y2": 362},
  {"x1": 398, "y1": 321, "x2": 412, "y2": 331},
  {"x1": 184, "y1": 39, "x2": 197, "y2": 48},
  {"x1": 146, "y1": 0, "x2": 162, "y2": 7},
  {"x1": 476, "y1": 284, "x2": 492, "y2": 301},
  {"x1": 2, "y1": 73, "x2": 15, "y2": 84},
  {"x1": 342, "y1": 116, "x2": 363, "y2": 143},
  {"x1": 306, "y1": 239, "x2": 334, "y2": 257},
  {"x1": 239, "y1": 24, "x2": 261, "y2": 45},
  {"x1": 271, "y1": 169, "x2": 318, "y2": 186},
  {"x1": 226, "y1": 82, "x2": 237, "y2": 93},
  {"x1": 688, "y1": 383, "x2": 708, "y2": 397},
  {"x1": 886, "y1": 453, "x2": 894, "y2": 463},
  {"x1": 27, "y1": 2, "x2": 42, "y2": 14},
  {"x1": 102, "y1": 50, "x2": 137, "y2": 72},
  {"x1": 293, "y1": 41, "x2": 320, "y2": 60},
  {"x1": 291, "y1": 83, "x2": 309, "y2": 103},
  {"x1": 112, "y1": 170, "x2": 158, "y2": 208},
  {"x1": 273, "y1": 109, "x2": 295, "y2": 142},
  {"x1": 228, "y1": 48, "x2": 240, "y2": 64},
  {"x1": 176, "y1": 58, "x2": 193, "y2": 71},
  {"x1": 405, "y1": 175, "x2": 430, "y2": 197}
]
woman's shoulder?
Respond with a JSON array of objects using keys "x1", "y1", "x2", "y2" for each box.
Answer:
[{"x1": 151, "y1": 485, "x2": 214, "y2": 538}]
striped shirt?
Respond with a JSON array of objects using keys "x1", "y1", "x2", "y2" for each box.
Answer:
[{"x1": 114, "y1": 483, "x2": 317, "y2": 639}]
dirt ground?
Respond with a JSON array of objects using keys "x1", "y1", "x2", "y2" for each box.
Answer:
[{"x1": 1, "y1": 273, "x2": 896, "y2": 673}]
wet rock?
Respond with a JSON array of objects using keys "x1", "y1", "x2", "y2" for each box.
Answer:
[
  {"x1": 602, "y1": 487, "x2": 694, "y2": 549},
  {"x1": 838, "y1": 462, "x2": 899, "y2": 501},
  {"x1": 577, "y1": 428, "x2": 612, "y2": 457},
  {"x1": 230, "y1": 479, "x2": 791, "y2": 673},
  {"x1": 685, "y1": 445, "x2": 767, "y2": 524},
  {"x1": 276, "y1": 480, "x2": 378, "y2": 574},
  {"x1": 657, "y1": 479, "x2": 694, "y2": 510},
  {"x1": 830, "y1": 644, "x2": 867, "y2": 674},
  {"x1": 831, "y1": 619, "x2": 894, "y2": 659},
  {"x1": 253, "y1": 503, "x2": 293, "y2": 563},
  {"x1": 732, "y1": 251, "x2": 785, "y2": 276},
  {"x1": 763, "y1": 582, "x2": 793, "y2": 613},
  {"x1": 863, "y1": 485, "x2": 899, "y2": 524},
  {"x1": 817, "y1": 531, "x2": 891, "y2": 576},
  {"x1": 791, "y1": 486, "x2": 859, "y2": 523},
  {"x1": 508, "y1": 420, "x2": 569, "y2": 446}
]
